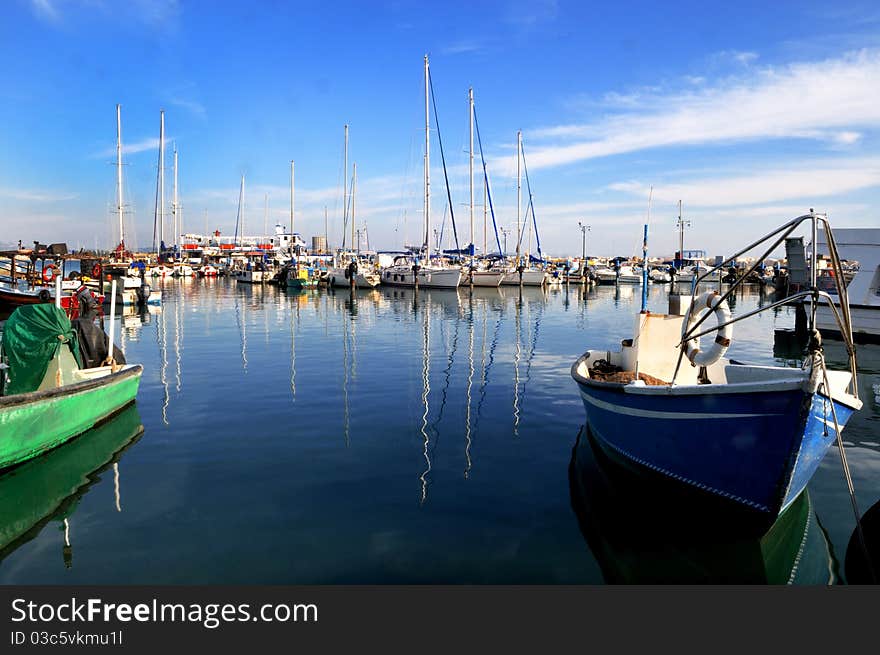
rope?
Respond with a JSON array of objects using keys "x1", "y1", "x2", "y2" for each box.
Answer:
[
  {"x1": 818, "y1": 351, "x2": 876, "y2": 583},
  {"x1": 428, "y1": 70, "x2": 460, "y2": 253}
]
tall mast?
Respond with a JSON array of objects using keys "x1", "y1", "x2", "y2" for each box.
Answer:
[
  {"x1": 352, "y1": 163, "x2": 358, "y2": 253},
  {"x1": 154, "y1": 109, "x2": 165, "y2": 257},
  {"x1": 236, "y1": 175, "x2": 245, "y2": 247},
  {"x1": 160, "y1": 111, "x2": 165, "y2": 251},
  {"x1": 264, "y1": 192, "x2": 269, "y2": 236},
  {"x1": 483, "y1": 171, "x2": 488, "y2": 256},
  {"x1": 173, "y1": 146, "x2": 179, "y2": 250},
  {"x1": 516, "y1": 129, "x2": 522, "y2": 261},
  {"x1": 290, "y1": 159, "x2": 293, "y2": 234},
  {"x1": 324, "y1": 206, "x2": 328, "y2": 252},
  {"x1": 424, "y1": 54, "x2": 431, "y2": 256},
  {"x1": 469, "y1": 87, "x2": 474, "y2": 267},
  {"x1": 115, "y1": 104, "x2": 124, "y2": 249},
  {"x1": 350, "y1": 163, "x2": 355, "y2": 251},
  {"x1": 343, "y1": 124, "x2": 349, "y2": 250}
]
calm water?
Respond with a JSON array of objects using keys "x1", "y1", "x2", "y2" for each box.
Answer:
[{"x1": 1, "y1": 279, "x2": 878, "y2": 584}]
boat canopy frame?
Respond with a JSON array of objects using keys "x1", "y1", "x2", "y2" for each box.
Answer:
[{"x1": 671, "y1": 211, "x2": 859, "y2": 396}]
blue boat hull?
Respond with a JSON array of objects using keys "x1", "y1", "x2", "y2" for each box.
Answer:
[{"x1": 575, "y1": 381, "x2": 854, "y2": 518}]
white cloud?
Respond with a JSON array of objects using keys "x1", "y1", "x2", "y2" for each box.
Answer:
[
  {"x1": 523, "y1": 49, "x2": 880, "y2": 170},
  {"x1": 93, "y1": 136, "x2": 166, "y2": 159},
  {"x1": 30, "y1": 0, "x2": 59, "y2": 22},
  {"x1": 169, "y1": 98, "x2": 206, "y2": 117},
  {"x1": 607, "y1": 157, "x2": 880, "y2": 207},
  {"x1": 441, "y1": 41, "x2": 484, "y2": 55},
  {"x1": 0, "y1": 187, "x2": 77, "y2": 202}
]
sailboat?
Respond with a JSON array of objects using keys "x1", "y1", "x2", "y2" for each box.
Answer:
[
  {"x1": 500, "y1": 132, "x2": 547, "y2": 287},
  {"x1": 327, "y1": 134, "x2": 380, "y2": 289},
  {"x1": 464, "y1": 88, "x2": 503, "y2": 288},
  {"x1": 230, "y1": 176, "x2": 272, "y2": 284},
  {"x1": 105, "y1": 105, "x2": 160, "y2": 306},
  {"x1": 381, "y1": 56, "x2": 462, "y2": 289},
  {"x1": 170, "y1": 147, "x2": 194, "y2": 277}
]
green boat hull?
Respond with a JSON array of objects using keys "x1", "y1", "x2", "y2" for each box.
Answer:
[
  {"x1": 0, "y1": 403, "x2": 144, "y2": 557},
  {"x1": 0, "y1": 365, "x2": 143, "y2": 470}
]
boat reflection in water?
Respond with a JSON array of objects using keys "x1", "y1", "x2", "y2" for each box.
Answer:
[
  {"x1": 568, "y1": 427, "x2": 836, "y2": 584},
  {"x1": 0, "y1": 404, "x2": 144, "y2": 568}
]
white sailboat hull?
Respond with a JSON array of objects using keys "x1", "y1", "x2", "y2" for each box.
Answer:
[
  {"x1": 327, "y1": 267, "x2": 381, "y2": 288},
  {"x1": 461, "y1": 270, "x2": 504, "y2": 287},
  {"x1": 381, "y1": 265, "x2": 462, "y2": 288},
  {"x1": 500, "y1": 269, "x2": 547, "y2": 286}
]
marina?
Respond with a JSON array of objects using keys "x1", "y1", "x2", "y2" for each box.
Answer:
[
  {"x1": 2, "y1": 2, "x2": 879, "y2": 594},
  {"x1": 0, "y1": 271, "x2": 877, "y2": 583}
]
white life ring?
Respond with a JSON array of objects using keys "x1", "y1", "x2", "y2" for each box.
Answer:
[{"x1": 681, "y1": 291, "x2": 732, "y2": 367}]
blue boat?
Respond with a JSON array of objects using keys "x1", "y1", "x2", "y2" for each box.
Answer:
[{"x1": 571, "y1": 212, "x2": 863, "y2": 525}]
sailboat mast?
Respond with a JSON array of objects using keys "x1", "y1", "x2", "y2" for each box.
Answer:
[
  {"x1": 115, "y1": 104, "x2": 124, "y2": 249},
  {"x1": 516, "y1": 129, "x2": 522, "y2": 261},
  {"x1": 290, "y1": 159, "x2": 293, "y2": 234},
  {"x1": 469, "y1": 87, "x2": 474, "y2": 268},
  {"x1": 173, "y1": 146, "x2": 179, "y2": 251},
  {"x1": 343, "y1": 124, "x2": 349, "y2": 251},
  {"x1": 424, "y1": 54, "x2": 431, "y2": 257},
  {"x1": 483, "y1": 170, "x2": 488, "y2": 255},
  {"x1": 159, "y1": 111, "x2": 165, "y2": 252},
  {"x1": 264, "y1": 192, "x2": 269, "y2": 237},
  {"x1": 236, "y1": 175, "x2": 245, "y2": 247},
  {"x1": 351, "y1": 164, "x2": 357, "y2": 251},
  {"x1": 153, "y1": 109, "x2": 165, "y2": 257},
  {"x1": 350, "y1": 163, "x2": 355, "y2": 251}
]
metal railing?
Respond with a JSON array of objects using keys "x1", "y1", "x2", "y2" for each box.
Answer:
[{"x1": 670, "y1": 212, "x2": 859, "y2": 397}]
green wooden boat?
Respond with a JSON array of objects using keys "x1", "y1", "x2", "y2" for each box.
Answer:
[
  {"x1": 0, "y1": 304, "x2": 143, "y2": 470},
  {"x1": 0, "y1": 403, "x2": 144, "y2": 558}
]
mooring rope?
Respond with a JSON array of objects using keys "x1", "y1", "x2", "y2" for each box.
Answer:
[{"x1": 818, "y1": 351, "x2": 876, "y2": 583}]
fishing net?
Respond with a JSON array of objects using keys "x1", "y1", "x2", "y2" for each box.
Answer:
[{"x1": 1, "y1": 304, "x2": 81, "y2": 395}]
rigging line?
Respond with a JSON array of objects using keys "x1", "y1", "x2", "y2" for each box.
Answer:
[
  {"x1": 473, "y1": 106, "x2": 504, "y2": 256},
  {"x1": 437, "y1": 202, "x2": 449, "y2": 253},
  {"x1": 428, "y1": 69, "x2": 461, "y2": 253},
  {"x1": 520, "y1": 140, "x2": 543, "y2": 260}
]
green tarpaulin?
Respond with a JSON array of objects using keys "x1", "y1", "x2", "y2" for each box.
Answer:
[{"x1": 1, "y1": 304, "x2": 81, "y2": 396}]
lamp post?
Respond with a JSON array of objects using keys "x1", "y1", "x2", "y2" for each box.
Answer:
[
  {"x1": 578, "y1": 221, "x2": 590, "y2": 278},
  {"x1": 675, "y1": 200, "x2": 691, "y2": 270}
]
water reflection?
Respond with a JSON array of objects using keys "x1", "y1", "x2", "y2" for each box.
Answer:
[
  {"x1": 569, "y1": 427, "x2": 836, "y2": 584},
  {"x1": 0, "y1": 404, "x2": 144, "y2": 568}
]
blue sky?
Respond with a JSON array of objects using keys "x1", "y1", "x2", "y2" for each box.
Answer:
[{"x1": 1, "y1": 0, "x2": 879, "y2": 257}]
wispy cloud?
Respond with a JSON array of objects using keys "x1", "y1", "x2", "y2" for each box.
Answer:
[
  {"x1": 505, "y1": 0, "x2": 558, "y2": 28},
  {"x1": 169, "y1": 97, "x2": 206, "y2": 117},
  {"x1": 523, "y1": 49, "x2": 880, "y2": 170},
  {"x1": 28, "y1": 0, "x2": 180, "y2": 29},
  {"x1": 441, "y1": 41, "x2": 485, "y2": 56},
  {"x1": 29, "y1": 0, "x2": 60, "y2": 22},
  {"x1": 708, "y1": 49, "x2": 759, "y2": 67},
  {"x1": 607, "y1": 157, "x2": 880, "y2": 207},
  {"x1": 92, "y1": 136, "x2": 167, "y2": 159},
  {"x1": 0, "y1": 186, "x2": 78, "y2": 202}
]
